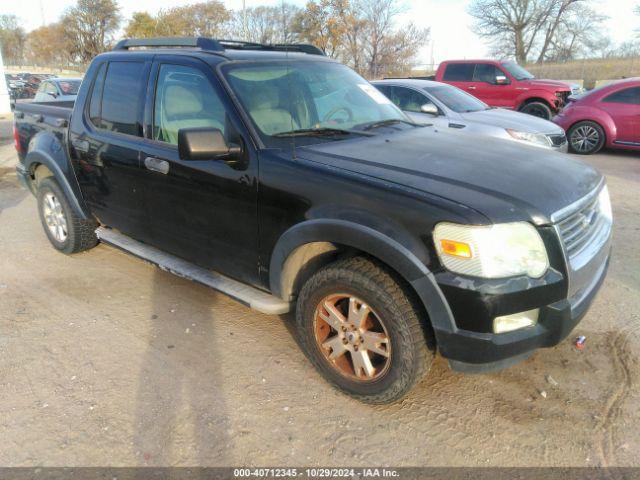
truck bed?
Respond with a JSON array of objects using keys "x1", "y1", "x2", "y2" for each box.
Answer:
[{"x1": 14, "y1": 101, "x2": 73, "y2": 159}]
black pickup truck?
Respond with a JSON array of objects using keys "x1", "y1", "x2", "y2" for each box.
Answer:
[{"x1": 14, "y1": 37, "x2": 612, "y2": 403}]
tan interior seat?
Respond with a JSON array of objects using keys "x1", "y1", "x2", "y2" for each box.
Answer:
[
  {"x1": 159, "y1": 83, "x2": 224, "y2": 144},
  {"x1": 247, "y1": 86, "x2": 299, "y2": 135}
]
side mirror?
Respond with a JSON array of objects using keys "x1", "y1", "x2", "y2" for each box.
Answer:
[
  {"x1": 495, "y1": 75, "x2": 509, "y2": 85},
  {"x1": 420, "y1": 103, "x2": 439, "y2": 116},
  {"x1": 178, "y1": 127, "x2": 242, "y2": 161}
]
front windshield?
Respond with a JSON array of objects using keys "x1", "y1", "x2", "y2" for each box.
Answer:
[
  {"x1": 222, "y1": 61, "x2": 409, "y2": 146},
  {"x1": 500, "y1": 61, "x2": 535, "y2": 80},
  {"x1": 427, "y1": 85, "x2": 489, "y2": 113}
]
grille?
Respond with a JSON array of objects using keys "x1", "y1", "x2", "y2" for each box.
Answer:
[
  {"x1": 547, "y1": 133, "x2": 567, "y2": 147},
  {"x1": 556, "y1": 192, "x2": 604, "y2": 259}
]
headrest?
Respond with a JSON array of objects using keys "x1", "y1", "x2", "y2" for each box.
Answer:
[
  {"x1": 248, "y1": 85, "x2": 280, "y2": 110},
  {"x1": 164, "y1": 83, "x2": 204, "y2": 117}
]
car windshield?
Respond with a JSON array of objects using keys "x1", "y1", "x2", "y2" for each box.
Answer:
[
  {"x1": 501, "y1": 61, "x2": 535, "y2": 80},
  {"x1": 222, "y1": 61, "x2": 410, "y2": 146},
  {"x1": 57, "y1": 80, "x2": 81, "y2": 95},
  {"x1": 427, "y1": 85, "x2": 489, "y2": 113}
]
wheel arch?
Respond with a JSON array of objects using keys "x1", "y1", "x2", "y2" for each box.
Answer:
[
  {"x1": 517, "y1": 96, "x2": 554, "y2": 112},
  {"x1": 23, "y1": 134, "x2": 91, "y2": 220},
  {"x1": 269, "y1": 219, "x2": 456, "y2": 336}
]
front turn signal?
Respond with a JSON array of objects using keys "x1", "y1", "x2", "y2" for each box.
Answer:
[{"x1": 439, "y1": 239, "x2": 473, "y2": 259}]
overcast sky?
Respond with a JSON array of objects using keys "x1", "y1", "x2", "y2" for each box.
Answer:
[{"x1": 2, "y1": 0, "x2": 638, "y2": 65}]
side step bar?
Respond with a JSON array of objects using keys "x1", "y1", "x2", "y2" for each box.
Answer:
[{"x1": 96, "y1": 227, "x2": 291, "y2": 315}]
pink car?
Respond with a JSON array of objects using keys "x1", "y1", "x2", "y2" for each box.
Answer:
[{"x1": 553, "y1": 78, "x2": 639, "y2": 154}]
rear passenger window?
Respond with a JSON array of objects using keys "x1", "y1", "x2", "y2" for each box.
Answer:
[
  {"x1": 96, "y1": 61, "x2": 145, "y2": 136},
  {"x1": 443, "y1": 64, "x2": 475, "y2": 81},
  {"x1": 603, "y1": 87, "x2": 640, "y2": 105}
]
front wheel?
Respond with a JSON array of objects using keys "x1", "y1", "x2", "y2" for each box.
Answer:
[
  {"x1": 567, "y1": 121, "x2": 605, "y2": 155},
  {"x1": 519, "y1": 101, "x2": 553, "y2": 119},
  {"x1": 296, "y1": 256, "x2": 433, "y2": 404}
]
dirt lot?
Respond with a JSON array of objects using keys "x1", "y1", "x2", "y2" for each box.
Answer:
[{"x1": 0, "y1": 142, "x2": 638, "y2": 467}]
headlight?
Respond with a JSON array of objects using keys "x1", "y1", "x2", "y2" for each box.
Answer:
[
  {"x1": 598, "y1": 184, "x2": 612, "y2": 222},
  {"x1": 433, "y1": 222, "x2": 549, "y2": 278},
  {"x1": 506, "y1": 129, "x2": 552, "y2": 148}
]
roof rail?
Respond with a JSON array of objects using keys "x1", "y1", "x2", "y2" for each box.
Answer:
[
  {"x1": 113, "y1": 37, "x2": 224, "y2": 52},
  {"x1": 217, "y1": 39, "x2": 326, "y2": 56},
  {"x1": 112, "y1": 37, "x2": 326, "y2": 56}
]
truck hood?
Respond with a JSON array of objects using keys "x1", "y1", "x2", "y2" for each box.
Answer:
[
  {"x1": 299, "y1": 127, "x2": 601, "y2": 225},
  {"x1": 521, "y1": 79, "x2": 571, "y2": 91},
  {"x1": 460, "y1": 108, "x2": 564, "y2": 134}
]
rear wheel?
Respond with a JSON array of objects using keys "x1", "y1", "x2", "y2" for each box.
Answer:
[
  {"x1": 567, "y1": 121, "x2": 605, "y2": 155},
  {"x1": 37, "y1": 177, "x2": 98, "y2": 254},
  {"x1": 296, "y1": 256, "x2": 433, "y2": 404},
  {"x1": 519, "y1": 101, "x2": 553, "y2": 120}
]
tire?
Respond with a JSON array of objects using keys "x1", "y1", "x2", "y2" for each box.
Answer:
[
  {"x1": 296, "y1": 256, "x2": 434, "y2": 404},
  {"x1": 519, "y1": 101, "x2": 553, "y2": 120},
  {"x1": 37, "y1": 177, "x2": 98, "y2": 254},
  {"x1": 567, "y1": 121, "x2": 605, "y2": 155}
]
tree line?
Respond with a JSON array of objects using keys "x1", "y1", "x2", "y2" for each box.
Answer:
[
  {"x1": 0, "y1": 0, "x2": 428, "y2": 79},
  {"x1": 1, "y1": 0, "x2": 638, "y2": 77}
]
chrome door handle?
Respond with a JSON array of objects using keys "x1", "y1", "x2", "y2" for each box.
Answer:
[
  {"x1": 468, "y1": 86, "x2": 476, "y2": 90},
  {"x1": 144, "y1": 157, "x2": 169, "y2": 175}
]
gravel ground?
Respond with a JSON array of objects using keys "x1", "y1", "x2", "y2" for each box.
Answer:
[{"x1": 0, "y1": 143, "x2": 638, "y2": 467}]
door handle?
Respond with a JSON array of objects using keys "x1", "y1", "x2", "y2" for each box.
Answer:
[
  {"x1": 144, "y1": 157, "x2": 170, "y2": 175},
  {"x1": 468, "y1": 86, "x2": 477, "y2": 90}
]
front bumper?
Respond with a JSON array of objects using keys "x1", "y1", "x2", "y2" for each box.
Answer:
[{"x1": 431, "y1": 228, "x2": 611, "y2": 373}]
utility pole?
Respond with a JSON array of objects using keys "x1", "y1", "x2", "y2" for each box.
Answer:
[{"x1": 243, "y1": 0, "x2": 248, "y2": 40}]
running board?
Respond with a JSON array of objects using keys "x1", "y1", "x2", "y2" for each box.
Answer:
[{"x1": 96, "y1": 227, "x2": 291, "y2": 315}]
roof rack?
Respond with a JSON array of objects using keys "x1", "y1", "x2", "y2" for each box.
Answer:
[
  {"x1": 113, "y1": 37, "x2": 224, "y2": 52},
  {"x1": 112, "y1": 37, "x2": 325, "y2": 56}
]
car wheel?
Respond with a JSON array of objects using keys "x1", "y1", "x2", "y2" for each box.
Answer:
[
  {"x1": 519, "y1": 101, "x2": 553, "y2": 119},
  {"x1": 37, "y1": 177, "x2": 98, "y2": 254},
  {"x1": 567, "y1": 121, "x2": 605, "y2": 155},
  {"x1": 296, "y1": 256, "x2": 434, "y2": 404}
]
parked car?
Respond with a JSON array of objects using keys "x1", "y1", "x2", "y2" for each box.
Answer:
[
  {"x1": 34, "y1": 78, "x2": 82, "y2": 103},
  {"x1": 553, "y1": 78, "x2": 640, "y2": 155},
  {"x1": 433, "y1": 59, "x2": 574, "y2": 120},
  {"x1": 373, "y1": 79, "x2": 568, "y2": 152},
  {"x1": 14, "y1": 37, "x2": 611, "y2": 404}
]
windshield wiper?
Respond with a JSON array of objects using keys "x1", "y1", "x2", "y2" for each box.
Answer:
[
  {"x1": 358, "y1": 119, "x2": 424, "y2": 131},
  {"x1": 273, "y1": 127, "x2": 374, "y2": 138}
]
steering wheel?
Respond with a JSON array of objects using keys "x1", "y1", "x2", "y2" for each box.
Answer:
[{"x1": 322, "y1": 106, "x2": 353, "y2": 123}]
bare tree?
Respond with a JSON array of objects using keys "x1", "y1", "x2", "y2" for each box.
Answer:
[
  {"x1": 25, "y1": 24, "x2": 68, "y2": 66},
  {"x1": 468, "y1": 0, "x2": 605, "y2": 64},
  {"x1": 292, "y1": 0, "x2": 428, "y2": 78},
  {"x1": 62, "y1": 0, "x2": 121, "y2": 63},
  {"x1": 229, "y1": 3, "x2": 301, "y2": 44},
  {"x1": 0, "y1": 15, "x2": 26, "y2": 65}
]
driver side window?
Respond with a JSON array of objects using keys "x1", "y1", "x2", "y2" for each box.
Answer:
[
  {"x1": 153, "y1": 64, "x2": 226, "y2": 145},
  {"x1": 390, "y1": 86, "x2": 432, "y2": 113}
]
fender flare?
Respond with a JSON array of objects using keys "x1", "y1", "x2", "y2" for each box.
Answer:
[
  {"x1": 515, "y1": 91, "x2": 557, "y2": 111},
  {"x1": 269, "y1": 219, "x2": 456, "y2": 334},
  {"x1": 23, "y1": 140, "x2": 91, "y2": 220}
]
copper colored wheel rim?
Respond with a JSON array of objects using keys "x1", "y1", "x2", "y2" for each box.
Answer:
[{"x1": 313, "y1": 294, "x2": 391, "y2": 382}]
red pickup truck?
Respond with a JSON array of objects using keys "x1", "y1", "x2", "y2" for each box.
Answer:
[{"x1": 433, "y1": 60, "x2": 573, "y2": 120}]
